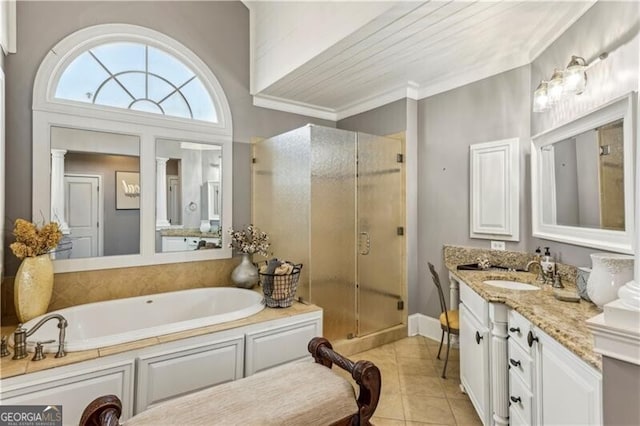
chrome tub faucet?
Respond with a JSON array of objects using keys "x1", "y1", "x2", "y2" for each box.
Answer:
[{"x1": 12, "y1": 313, "x2": 68, "y2": 360}]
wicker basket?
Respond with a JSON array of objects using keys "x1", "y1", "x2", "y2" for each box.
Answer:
[{"x1": 259, "y1": 262, "x2": 303, "y2": 308}]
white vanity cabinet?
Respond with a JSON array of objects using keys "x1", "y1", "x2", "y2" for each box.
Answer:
[
  {"x1": 0, "y1": 355, "x2": 135, "y2": 425},
  {"x1": 507, "y1": 310, "x2": 603, "y2": 425},
  {"x1": 135, "y1": 333, "x2": 244, "y2": 413}
]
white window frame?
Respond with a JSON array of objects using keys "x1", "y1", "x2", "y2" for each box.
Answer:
[{"x1": 32, "y1": 24, "x2": 234, "y2": 273}]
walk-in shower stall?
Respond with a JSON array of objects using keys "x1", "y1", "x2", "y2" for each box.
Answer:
[{"x1": 252, "y1": 124, "x2": 405, "y2": 341}]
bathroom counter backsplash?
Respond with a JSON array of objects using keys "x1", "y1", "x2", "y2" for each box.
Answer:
[
  {"x1": 448, "y1": 267, "x2": 602, "y2": 371},
  {"x1": 0, "y1": 301, "x2": 321, "y2": 380},
  {"x1": 444, "y1": 244, "x2": 578, "y2": 285}
]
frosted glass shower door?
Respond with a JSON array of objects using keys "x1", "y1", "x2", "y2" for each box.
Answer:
[
  {"x1": 309, "y1": 126, "x2": 357, "y2": 341},
  {"x1": 357, "y1": 133, "x2": 404, "y2": 336}
]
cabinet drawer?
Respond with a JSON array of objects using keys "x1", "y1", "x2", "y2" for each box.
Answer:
[
  {"x1": 460, "y1": 281, "x2": 488, "y2": 326},
  {"x1": 508, "y1": 310, "x2": 534, "y2": 353},
  {"x1": 509, "y1": 370, "x2": 533, "y2": 425},
  {"x1": 245, "y1": 318, "x2": 321, "y2": 375},
  {"x1": 508, "y1": 339, "x2": 533, "y2": 388}
]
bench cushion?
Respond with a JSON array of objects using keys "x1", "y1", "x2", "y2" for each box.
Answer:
[{"x1": 124, "y1": 362, "x2": 358, "y2": 425}]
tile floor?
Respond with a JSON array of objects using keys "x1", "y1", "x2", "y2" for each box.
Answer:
[{"x1": 346, "y1": 335, "x2": 481, "y2": 425}]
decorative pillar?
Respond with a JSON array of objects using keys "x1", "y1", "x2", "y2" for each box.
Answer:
[
  {"x1": 489, "y1": 304, "x2": 510, "y2": 426},
  {"x1": 156, "y1": 157, "x2": 171, "y2": 228},
  {"x1": 50, "y1": 149, "x2": 69, "y2": 234}
]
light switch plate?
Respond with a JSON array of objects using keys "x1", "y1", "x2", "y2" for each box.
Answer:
[{"x1": 491, "y1": 241, "x2": 506, "y2": 251}]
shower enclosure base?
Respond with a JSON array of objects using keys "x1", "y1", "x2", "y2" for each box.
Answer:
[{"x1": 332, "y1": 324, "x2": 407, "y2": 357}]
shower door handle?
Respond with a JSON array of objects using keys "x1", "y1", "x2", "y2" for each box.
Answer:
[{"x1": 359, "y1": 232, "x2": 371, "y2": 255}]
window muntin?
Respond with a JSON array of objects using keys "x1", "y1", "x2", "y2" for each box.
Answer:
[{"x1": 55, "y1": 42, "x2": 217, "y2": 123}]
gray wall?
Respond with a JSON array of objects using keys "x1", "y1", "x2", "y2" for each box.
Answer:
[
  {"x1": 65, "y1": 153, "x2": 140, "y2": 256},
  {"x1": 603, "y1": 357, "x2": 640, "y2": 425},
  {"x1": 337, "y1": 98, "x2": 407, "y2": 136},
  {"x1": 529, "y1": 0, "x2": 639, "y2": 267},
  {"x1": 553, "y1": 138, "x2": 580, "y2": 226},
  {"x1": 417, "y1": 65, "x2": 532, "y2": 317},
  {"x1": 3, "y1": 1, "x2": 334, "y2": 275}
]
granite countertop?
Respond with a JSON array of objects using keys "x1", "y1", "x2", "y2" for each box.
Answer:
[
  {"x1": 448, "y1": 267, "x2": 603, "y2": 371},
  {"x1": 0, "y1": 301, "x2": 321, "y2": 380},
  {"x1": 160, "y1": 228, "x2": 221, "y2": 238}
]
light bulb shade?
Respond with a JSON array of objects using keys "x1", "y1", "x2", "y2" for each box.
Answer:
[
  {"x1": 564, "y1": 56, "x2": 587, "y2": 95},
  {"x1": 533, "y1": 81, "x2": 549, "y2": 113},
  {"x1": 547, "y1": 69, "x2": 564, "y2": 104}
]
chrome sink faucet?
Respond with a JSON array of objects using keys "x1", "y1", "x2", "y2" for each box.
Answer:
[{"x1": 12, "y1": 314, "x2": 68, "y2": 360}]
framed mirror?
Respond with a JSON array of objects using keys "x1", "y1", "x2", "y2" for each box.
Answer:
[{"x1": 531, "y1": 93, "x2": 636, "y2": 253}]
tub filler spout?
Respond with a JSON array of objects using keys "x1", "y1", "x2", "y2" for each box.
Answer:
[{"x1": 12, "y1": 313, "x2": 67, "y2": 360}]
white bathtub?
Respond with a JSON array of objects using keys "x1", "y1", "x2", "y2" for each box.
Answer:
[{"x1": 19, "y1": 287, "x2": 265, "y2": 352}]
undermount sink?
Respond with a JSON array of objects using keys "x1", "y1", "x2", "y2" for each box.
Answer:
[{"x1": 483, "y1": 280, "x2": 540, "y2": 291}]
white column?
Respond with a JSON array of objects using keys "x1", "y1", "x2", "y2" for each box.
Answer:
[
  {"x1": 50, "y1": 149, "x2": 69, "y2": 234},
  {"x1": 490, "y1": 304, "x2": 509, "y2": 426},
  {"x1": 156, "y1": 157, "x2": 171, "y2": 228}
]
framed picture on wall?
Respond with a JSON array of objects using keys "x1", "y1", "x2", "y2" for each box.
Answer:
[{"x1": 116, "y1": 171, "x2": 140, "y2": 210}]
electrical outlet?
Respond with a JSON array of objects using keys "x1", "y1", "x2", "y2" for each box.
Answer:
[{"x1": 491, "y1": 241, "x2": 506, "y2": 251}]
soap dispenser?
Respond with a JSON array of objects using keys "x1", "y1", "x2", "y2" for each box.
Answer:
[{"x1": 540, "y1": 247, "x2": 555, "y2": 276}]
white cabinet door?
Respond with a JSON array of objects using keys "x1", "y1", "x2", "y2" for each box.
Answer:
[
  {"x1": 1, "y1": 359, "x2": 134, "y2": 426},
  {"x1": 469, "y1": 137, "x2": 520, "y2": 241},
  {"x1": 245, "y1": 318, "x2": 321, "y2": 376},
  {"x1": 460, "y1": 304, "x2": 491, "y2": 425},
  {"x1": 135, "y1": 335, "x2": 244, "y2": 413},
  {"x1": 537, "y1": 330, "x2": 602, "y2": 425}
]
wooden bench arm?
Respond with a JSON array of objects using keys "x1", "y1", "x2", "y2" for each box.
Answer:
[
  {"x1": 308, "y1": 337, "x2": 382, "y2": 426},
  {"x1": 79, "y1": 394, "x2": 121, "y2": 426}
]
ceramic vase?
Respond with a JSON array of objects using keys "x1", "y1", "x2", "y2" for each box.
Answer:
[
  {"x1": 231, "y1": 253, "x2": 259, "y2": 289},
  {"x1": 14, "y1": 254, "x2": 54, "y2": 322},
  {"x1": 586, "y1": 253, "x2": 634, "y2": 308}
]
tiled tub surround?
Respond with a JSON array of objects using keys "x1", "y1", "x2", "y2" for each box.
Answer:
[
  {"x1": 0, "y1": 301, "x2": 320, "y2": 379},
  {"x1": 1, "y1": 301, "x2": 322, "y2": 423},
  {"x1": 1, "y1": 257, "x2": 240, "y2": 321}
]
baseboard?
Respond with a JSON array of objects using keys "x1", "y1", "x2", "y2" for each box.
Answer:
[{"x1": 408, "y1": 313, "x2": 458, "y2": 345}]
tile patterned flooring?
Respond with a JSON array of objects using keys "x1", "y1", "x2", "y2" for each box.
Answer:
[{"x1": 347, "y1": 336, "x2": 481, "y2": 425}]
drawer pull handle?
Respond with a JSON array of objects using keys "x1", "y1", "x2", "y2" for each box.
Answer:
[
  {"x1": 509, "y1": 327, "x2": 521, "y2": 333},
  {"x1": 475, "y1": 331, "x2": 483, "y2": 344},
  {"x1": 510, "y1": 396, "x2": 522, "y2": 404},
  {"x1": 527, "y1": 331, "x2": 539, "y2": 347},
  {"x1": 509, "y1": 358, "x2": 521, "y2": 368}
]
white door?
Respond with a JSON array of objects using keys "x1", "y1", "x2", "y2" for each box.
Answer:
[
  {"x1": 65, "y1": 175, "x2": 101, "y2": 258},
  {"x1": 167, "y1": 175, "x2": 181, "y2": 225}
]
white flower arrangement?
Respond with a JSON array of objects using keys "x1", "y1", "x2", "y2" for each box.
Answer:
[{"x1": 228, "y1": 224, "x2": 271, "y2": 257}]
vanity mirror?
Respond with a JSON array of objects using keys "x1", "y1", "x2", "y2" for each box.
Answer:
[{"x1": 532, "y1": 93, "x2": 636, "y2": 253}]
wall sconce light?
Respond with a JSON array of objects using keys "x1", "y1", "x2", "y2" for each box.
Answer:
[{"x1": 533, "y1": 52, "x2": 608, "y2": 113}]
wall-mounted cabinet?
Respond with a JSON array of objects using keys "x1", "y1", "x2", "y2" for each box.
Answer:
[{"x1": 469, "y1": 138, "x2": 520, "y2": 241}]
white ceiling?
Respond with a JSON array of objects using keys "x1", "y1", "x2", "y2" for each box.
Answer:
[{"x1": 250, "y1": 1, "x2": 596, "y2": 120}]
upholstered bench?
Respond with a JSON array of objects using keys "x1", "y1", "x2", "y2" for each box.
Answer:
[{"x1": 81, "y1": 337, "x2": 381, "y2": 426}]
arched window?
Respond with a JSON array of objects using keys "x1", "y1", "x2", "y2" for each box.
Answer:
[{"x1": 55, "y1": 42, "x2": 217, "y2": 122}]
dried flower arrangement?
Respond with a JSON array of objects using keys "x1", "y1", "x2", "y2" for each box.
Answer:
[
  {"x1": 9, "y1": 219, "x2": 63, "y2": 259},
  {"x1": 228, "y1": 224, "x2": 270, "y2": 257}
]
